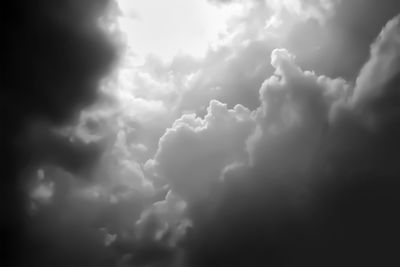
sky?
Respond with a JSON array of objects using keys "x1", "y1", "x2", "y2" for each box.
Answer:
[{"x1": 1, "y1": 0, "x2": 400, "y2": 266}]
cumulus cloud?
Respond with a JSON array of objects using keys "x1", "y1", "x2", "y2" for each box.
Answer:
[
  {"x1": 181, "y1": 15, "x2": 400, "y2": 266},
  {"x1": 150, "y1": 100, "x2": 255, "y2": 202}
]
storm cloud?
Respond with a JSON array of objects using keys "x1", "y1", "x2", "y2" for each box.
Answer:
[{"x1": 2, "y1": 1, "x2": 400, "y2": 267}]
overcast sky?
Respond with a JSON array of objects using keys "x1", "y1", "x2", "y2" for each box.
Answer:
[{"x1": 2, "y1": 1, "x2": 400, "y2": 266}]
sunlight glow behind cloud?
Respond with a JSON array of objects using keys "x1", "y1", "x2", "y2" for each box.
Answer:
[{"x1": 117, "y1": 0, "x2": 242, "y2": 62}]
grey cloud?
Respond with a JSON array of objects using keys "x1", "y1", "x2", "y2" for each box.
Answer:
[
  {"x1": 179, "y1": 1, "x2": 275, "y2": 114},
  {"x1": 180, "y1": 40, "x2": 273, "y2": 114},
  {"x1": 352, "y1": 15, "x2": 400, "y2": 112},
  {"x1": 160, "y1": 15, "x2": 400, "y2": 267},
  {"x1": 152, "y1": 100, "x2": 255, "y2": 203},
  {"x1": 1, "y1": 1, "x2": 118, "y2": 265},
  {"x1": 288, "y1": 0, "x2": 400, "y2": 80}
]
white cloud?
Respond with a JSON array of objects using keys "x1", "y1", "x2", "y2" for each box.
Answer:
[{"x1": 266, "y1": 0, "x2": 340, "y2": 23}]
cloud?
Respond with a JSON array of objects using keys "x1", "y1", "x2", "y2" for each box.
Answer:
[
  {"x1": 3, "y1": 1, "x2": 400, "y2": 266},
  {"x1": 210, "y1": 0, "x2": 341, "y2": 23},
  {"x1": 287, "y1": 0, "x2": 400, "y2": 80},
  {"x1": 1, "y1": 1, "x2": 118, "y2": 265},
  {"x1": 29, "y1": 169, "x2": 55, "y2": 207},
  {"x1": 151, "y1": 100, "x2": 255, "y2": 202},
  {"x1": 140, "y1": 46, "x2": 351, "y2": 264},
  {"x1": 20, "y1": 161, "x2": 169, "y2": 267},
  {"x1": 266, "y1": 0, "x2": 341, "y2": 23},
  {"x1": 77, "y1": 0, "x2": 353, "y2": 153},
  {"x1": 250, "y1": 48, "x2": 348, "y2": 169},
  {"x1": 3, "y1": 0, "x2": 117, "y2": 124},
  {"x1": 25, "y1": 12, "x2": 397, "y2": 267},
  {"x1": 177, "y1": 1, "x2": 277, "y2": 113},
  {"x1": 351, "y1": 15, "x2": 400, "y2": 117},
  {"x1": 181, "y1": 15, "x2": 400, "y2": 266}
]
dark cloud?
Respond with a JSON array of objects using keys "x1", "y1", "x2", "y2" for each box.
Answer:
[
  {"x1": 2, "y1": 0, "x2": 117, "y2": 124},
  {"x1": 149, "y1": 15, "x2": 400, "y2": 266},
  {"x1": 289, "y1": 0, "x2": 400, "y2": 79},
  {"x1": 1, "y1": 0, "x2": 117, "y2": 266}
]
